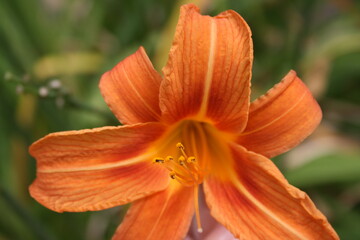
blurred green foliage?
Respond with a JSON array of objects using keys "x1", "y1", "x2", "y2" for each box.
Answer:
[{"x1": 1, "y1": 0, "x2": 359, "y2": 239}]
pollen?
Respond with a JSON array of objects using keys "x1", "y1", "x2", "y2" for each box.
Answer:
[
  {"x1": 153, "y1": 142, "x2": 204, "y2": 233},
  {"x1": 169, "y1": 171, "x2": 176, "y2": 179},
  {"x1": 187, "y1": 156, "x2": 196, "y2": 163},
  {"x1": 152, "y1": 158, "x2": 165, "y2": 163},
  {"x1": 153, "y1": 142, "x2": 204, "y2": 186}
]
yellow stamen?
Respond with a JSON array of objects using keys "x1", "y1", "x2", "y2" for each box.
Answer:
[
  {"x1": 171, "y1": 173, "x2": 195, "y2": 187},
  {"x1": 186, "y1": 156, "x2": 201, "y2": 173},
  {"x1": 154, "y1": 142, "x2": 204, "y2": 232},
  {"x1": 155, "y1": 143, "x2": 204, "y2": 185},
  {"x1": 178, "y1": 156, "x2": 186, "y2": 166},
  {"x1": 176, "y1": 142, "x2": 188, "y2": 158}
]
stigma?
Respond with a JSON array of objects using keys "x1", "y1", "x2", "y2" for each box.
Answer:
[{"x1": 153, "y1": 142, "x2": 204, "y2": 233}]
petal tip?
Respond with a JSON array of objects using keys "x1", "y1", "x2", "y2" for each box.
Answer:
[
  {"x1": 99, "y1": 47, "x2": 162, "y2": 124},
  {"x1": 180, "y1": 3, "x2": 200, "y2": 13},
  {"x1": 216, "y1": 9, "x2": 253, "y2": 36}
]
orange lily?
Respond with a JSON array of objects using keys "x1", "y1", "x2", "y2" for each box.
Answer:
[{"x1": 29, "y1": 4, "x2": 339, "y2": 240}]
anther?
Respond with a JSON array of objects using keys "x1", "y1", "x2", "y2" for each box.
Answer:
[
  {"x1": 177, "y1": 142, "x2": 188, "y2": 158},
  {"x1": 176, "y1": 142, "x2": 185, "y2": 149},
  {"x1": 187, "y1": 156, "x2": 196, "y2": 163},
  {"x1": 169, "y1": 171, "x2": 176, "y2": 179},
  {"x1": 178, "y1": 156, "x2": 186, "y2": 165},
  {"x1": 166, "y1": 156, "x2": 174, "y2": 162},
  {"x1": 153, "y1": 158, "x2": 165, "y2": 163}
]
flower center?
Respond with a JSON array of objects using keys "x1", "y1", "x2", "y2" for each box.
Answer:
[
  {"x1": 151, "y1": 120, "x2": 236, "y2": 233},
  {"x1": 153, "y1": 142, "x2": 204, "y2": 186}
]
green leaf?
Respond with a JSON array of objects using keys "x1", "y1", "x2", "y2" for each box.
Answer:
[{"x1": 285, "y1": 152, "x2": 360, "y2": 188}]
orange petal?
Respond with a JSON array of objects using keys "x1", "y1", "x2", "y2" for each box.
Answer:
[
  {"x1": 204, "y1": 144, "x2": 339, "y2": 240},
  {"x1": 160, "y1": 4, "x2": 253, "y2": 132},
  {"x1": 29, "y1": 123, "x2": 169, "y2": 212},
  {"x1": 237, "y1": 70, "x2": 322, "y2": 158},
  {"x1": 113, "y1": 184, "x2": 194, "y2": 240},
  {"x1": 100, "y1": 47, "x2": 162, "y2": 124}
]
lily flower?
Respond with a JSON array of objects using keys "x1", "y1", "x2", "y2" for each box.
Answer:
[{"x1": 29, "y1": 4, "x2": 339, "y2": 240}]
